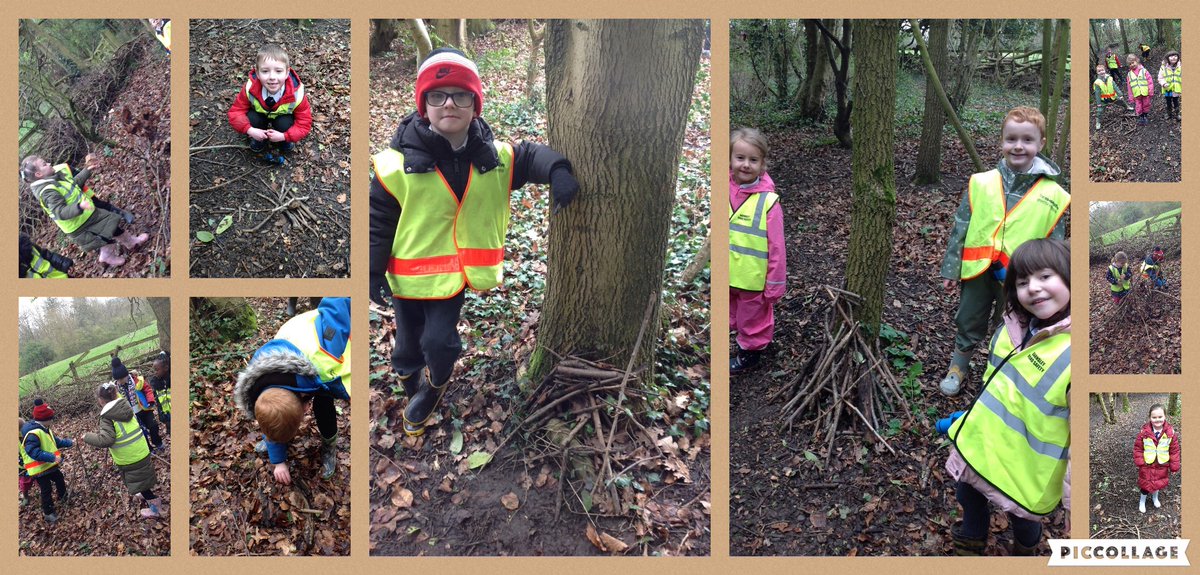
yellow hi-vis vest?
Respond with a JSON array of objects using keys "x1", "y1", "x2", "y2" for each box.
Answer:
[
  {"x1": 157, "y1": 387, "x2": 171, "y2": 414},
  {"x1": 949, "y1": 324, "x2": 1071, "y2": 516},
  {"x1": 108, "y1": 415, "x2": 150, "y2": 466},
  {"x1": 36, "y1": 164, "x2": 95, "y2": 234},
  {"x1": 20, "y1": 428, "x2": 61, "y2": 476},
  {"x1": 246, "y1": 75, "x2": 306, "y2": 119},
  {"x1": 275, "y1": 308, "x2": 352, "y2": 396},
  {"x1": 1107, "y1": 53, "x2": 1119, "y2": 68},
  {"x1": 26, "y1": 246, "x2": 67, "y2": 279},
  {"x1": 1163, "y1": 66, "x2": 1182, "y2": 93},
  {"x1": 373, "y1": 144, "x2": 514, "y2": 300},
  {"x1": 1095, "y1": 77, "x2": 1117, "y2": 100},
  {"x1": 1143, "y1": 434, "x2": 1171, "y2": 465},
  {"x1": 154, "y1": 20, "x2": 171, "y2": 53},
  {"x1": 959, "y1": 170, "x2": 1070, "y2": 280},
  {"x1": 1129, "y1": 68, "x2": 1150, "y2": 97},
  {"x1": 1110, "y1": 264, "x2": 1131, "y2": 293},
  {"x1": 1142, "y1": 259, "x2": 1161, "y2": 278},
  {"x1": 729, "y1": 192, "x2": 779, "y2": 291}
]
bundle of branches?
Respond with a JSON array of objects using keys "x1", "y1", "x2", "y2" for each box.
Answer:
[
  {"x1": 772, "y1": 285, "x2": 914, "y2": 466},
  {"x1": 1100, "y1": 271, "x2": 1180, "y2": 328},
  {"x1": 18, "y1": 381, "x2": 102, "y2": 419},
  {"x1": 68, "y1": 40, "x2": 145, "y2": 125}
]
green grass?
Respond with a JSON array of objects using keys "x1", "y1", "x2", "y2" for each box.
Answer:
[
  {"x1": 1100, "y1": 208, "x2": 1183, "y2": 245},
  {"x1": 20, "y1": 323, "x2": 159, "y2": 396}
]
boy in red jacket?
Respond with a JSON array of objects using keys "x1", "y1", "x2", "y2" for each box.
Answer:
[
  {"x1": 227, "y1": 44, "x2": 312, "y2": 165},
  {"x1": 1134, "y1": 403, "x2": 1181, "y2": 513}
]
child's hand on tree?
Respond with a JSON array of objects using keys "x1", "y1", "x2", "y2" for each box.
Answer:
[
  {"x1": 549, "y1": 166, "x2": 579, "y2": 214},
  {"x1": 247, "y1": 127, "x2": 269, "y2": 141},
  {"x1": 265, "y1": 129, "x2": 287, "y2": 143},
  {"x1": 273, "y1": 462, "x2": 291, "y2": 484}
]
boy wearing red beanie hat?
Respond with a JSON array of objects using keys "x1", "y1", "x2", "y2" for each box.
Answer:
[
  {"x1": 228, "y1": 44, "x2": 313, "y2": 165},
  {"x1": 369, "y1": 47, "x2": 580, "y2": 437},
  {"x1": 20, "y1": 398, "x2": 75, "y2": 522}
]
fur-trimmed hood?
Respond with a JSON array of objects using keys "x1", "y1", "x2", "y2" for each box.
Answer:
[{"x1": 233, "y1": 340, "x2": 319, "y2": 418}]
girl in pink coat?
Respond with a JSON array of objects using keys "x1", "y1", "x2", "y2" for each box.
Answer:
[
  {"x1": 729, "y1": 128, "x2": 786, "y2": 373},
  {"x1": 1127, "y1": 54, "x2": 1156, "y2": 125},
  {"x1": 1134, "y1": 403, "x2": 1181, "y2": 513}
]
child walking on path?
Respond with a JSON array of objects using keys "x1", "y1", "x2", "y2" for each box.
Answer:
[
  {"x1": 368, "y1": 48, "x2": 579, "y2": 438},
  {"x1": 945, "y1": 238, "x2": 1072, "y2": 555},
  {"x1": 1106, "y1": 48, "x2": 1126, "y2": 92},
  {"x1": 1127, "y1": 54, "x2": 1156, "y2": 125},
  {"x1": 1107, "y1": 251, "x2": 1133, "y2": 304},
  {"x1": 938, "y1": 107, "x2": 1070, "y2": 396},
  {"x1": 20, "y1": 399, "x2": 75, "y2": 523},
  {"x1": 1158, "y1": 51, "x2": 1182, "y2": 121},
  {"x1": 81, "y1": 383, "x2": 163, "y2": 519},
  {"x1": 729, "y1": 127, "x2": 786, "y2": 373},
  {"x1": 1134, "y1": 403, "x2": 1180, "y2": 514}
]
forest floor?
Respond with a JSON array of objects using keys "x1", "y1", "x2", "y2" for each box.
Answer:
[
  {"x1": 1089, "y1": 393, "x2": 1182, "y2": 539},
  {"x1": 19, "y1": 405, "x2": 170, "y2": 556},
  {"x1": 368, "y1": 21, "x2": 711, "y2": 557},
  {"x1": 730, "y1": 79, "x2": 1071, "y2": 556},
  {"x1": 188, "y1": 19, "x2": 351, "y2": 278},
  {"x1": 1089, "y1": 49, "x2": 1182, "y2": 183},
  {"x1": 1088, "y1": 262, "x2": 1181, "y2": 374},
  {"x1": 22, "y1": 40, "x2": 171, "y2": 278},
  {"x1": 189, "y1": 298, "x2": 350, "y2": 556}
]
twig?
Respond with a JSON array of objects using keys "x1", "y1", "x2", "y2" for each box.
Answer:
[
  {"x1": 190, "y1": 144, "x2": 250, "y2": 154},
  {"x1": 596, "y1": 291, "x2": 658, "y2": 497},
  {"x1": 192, "y1": 170, "x2": 256, "y2": 194}
]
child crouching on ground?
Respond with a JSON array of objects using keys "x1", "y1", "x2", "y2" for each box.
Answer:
[
  {"x1": 228, "y1": 44, "x2": 312, "y2": 165},
  {"x1": 82, "y1": 383, "x2": 163, "y2": 519},
  {"x1": 945, "y1": 238, "x2": 1072, "y2": 555},
  {"x1": 1107, "y1": 251, "x2": 1133, "y2": 304}
]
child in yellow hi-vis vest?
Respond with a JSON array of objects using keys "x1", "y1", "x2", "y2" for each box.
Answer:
[
  {"x1": 368, "y1": 48, "x2": 580, "y2": 438},
  {"x1": 1127, "y1": 54, "x2": 1155, "y2": 125},
  {"x1": 938, "y1": 107, "x2": 1070, "y2": 396},
  {"x1": 1107, "y1": 251, "x2": 1133, "y2": 304},
  {"x1": 1158, "y1": 51, "x2": 1182, "y2": 121},
  {"x1": 1093, "y1": 63, "x2": 1125, "y2": 130},
  {"x1": 1134, "y1": 403, "x2": 1180, "y2": 513},
  {"x1": 20, "y1": 399, "x2": 75, "y2": 522},
  {"x1": 943, "y1": 238, "x2": 1072, "y2": 555},
  {"x1": 82, "y1": 383, "x2": 163, "y2": 519}
]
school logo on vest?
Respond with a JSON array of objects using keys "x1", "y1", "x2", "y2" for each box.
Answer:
[
  {"x1": 1036, "y1": 193, "x2": 1061, "y2": 213},
  {"x1": 1029, "y1": 352, "x2": 1047, "y2": 373},
  {"x1": 436, "y1": 67, "x2": 451, "y2": 79}
]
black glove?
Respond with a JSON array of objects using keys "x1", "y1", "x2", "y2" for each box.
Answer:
[
  {"x1": 370, "y1": 275, "x2": 393, "y2": 307},
  {"x1": 549, "y1": 166, "x2": 579, "y2": 214},
  {"x1": 47, "y1": 251, "x2": 74, "y2": 272}
]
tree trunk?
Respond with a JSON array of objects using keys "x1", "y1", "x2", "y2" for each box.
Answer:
[
  {"x1": 1121, "y1": 392, "x2": 1131, "y2": 412},
  {"x1": 525, "y1": 20, "x2": 545, "y2": 101},
  {"x1": 1040, "y1": 20, "x2": 1053, "y2": 114},
  {"x1": 797, "y1": 19, "x2": 830, "y2": 121},
  {"x1": 909, "y1": 19, "x2": 984, "y2": 174},
  {"x1": 948, "y1": 19, "x2": 983, "y2": 112},
  {"x1": 369, "y1": 19, "x2": 400, "y2": 56},
  {"x1": 1096, "y1": 393, "x2": 1115, "y2": 424},
  {"x1": 1168, "y1": 392, "x2": 1180, "y2": 417},
  {"x1": 1118, "y1": 19, "x2": 1131, "y2": 56},
  {"x1": 190, "y1": 298, "x2": 258, "y2": 342},
  {"x1": 769, "y1": 20, "x2": 795, "y2": 108},
  {"x1": 533, "y1": 19, "x2": 704, "y2": 382},
  {"x1": 1044, "y1": 20, "x2": 1069, "y2": 154},
  {"x1": 1159, "y1": 19, "x2": 1176, "y2": 50},
  {"x1": 1053, "y1": 105, "x2": 1070, "y2": 167},
  {"x1": 816, "y1": 20, "x2": 852, "y2": 148},
  {"x1": 147, "y1": 297, "x2": 171, "y2": 352},
  {"x1": 680, "y1": 235, "x2": 710, "y2": 285},
  {"x1": 846, "y1": 19, "x2": 898, "y2": 334},
  {"x1": 1090, "y1": 20, "x2": 1103, "y2": 66},
  {"x1": 407, "y1": 19, "x2": 433, "y2": 65},
  {"x1": 914, "y1": 19, "x2": 950, "y2": 184},
  {"x1": 455, "y1": 19, "x2": 468, "y2": 50}
]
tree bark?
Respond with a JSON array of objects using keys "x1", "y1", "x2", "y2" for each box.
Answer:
[
  {"x1": 1090, "y1": 20, "x2": 1103, "y2": 66},
  {"x1": 1054, "y1": 105, "x2": 1070, "y2": 168},
  {"x1": 1118, "y1": 19, "x2": 1131, "y2": 56},
  {"x1": 1121, "y1": 392, "x2": 1131, "y2": 412},
  {"x1": 815, "y1": 20, "x2": 852, "y2": 147},
  {"x1": 1040, "y1": 20, "x2": 1053, "y2": 114},
  {"x1": 1096, "y1": 393, "x2": 1115, "y2": 424},
  {"x1": 1044, "y1": 20, "x2": 1069, "y2": 154},
  {"x1": 407, "y1": 19, "x2": 433, "y2": 65},
  {"x1": 369, "y1": 19, "x2": 400, "y2": 56},
  {"x1": 948, "y1": 19, "x2": 983, "y2": 112},
  {"x1": 1168, "y1": 392, "x2": 1180, "y2": 417},
  {"x1": 533, "y1": 19, "x2": 704, "y2": 382},
  {"x1": 846, "y1": 19, "x2": 898, "y2": 334},
  {"x1": 909, "y1": 19, "x2": 984, "y2": 174},
  {"x1": 1159, "y1": 20, "x2": 1176, "y2": 50},
  {"x1": 147, "y1": 297, "x2": 171, "y2": 353},
  {"x1": 914, "y1": 19, "x2": 950, "y2": 184},
  {"x1": 525, "y1": 20, "x2": 545, "y2": 100},
  {"x1": 797, "y1": 19, "x2": 830, "y2": 121}
]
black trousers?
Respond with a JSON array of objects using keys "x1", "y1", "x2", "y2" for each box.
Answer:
[
  {"x1": 956, "y1": 481, "x2": 1043, "y2": 547},
  {"x1": 35, "y1": 468, "x2": 67, "y2": 515},
  {"x1": 136, "y1": 409, "x2": 162, "y2": 448},
  {"x1": 313, "y1": 395, "x2": 338, "y2": 440},
  {"x1": 245, "y1": 110, "x2": 295, "y2": 133},
  {"x1": 390, "y1": 290, "x2": 466, "y2": 388}
]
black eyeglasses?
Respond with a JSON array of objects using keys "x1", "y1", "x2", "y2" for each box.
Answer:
[{"x1": 425, "y1": 91, "x2": 475, "y2": 108}]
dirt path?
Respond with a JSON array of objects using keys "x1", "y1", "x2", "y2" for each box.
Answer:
[
  {"x1": 1088, "y1": 393, "x2": 1182, "y2": 539},
  {"x1": 188, "y1": 19, "x2": 350, "y2": 278},
  {"x1": 1089, "y1": 49, "x2": 1182, "y2": 183}
]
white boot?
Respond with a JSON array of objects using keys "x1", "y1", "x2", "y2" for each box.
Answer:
[
  {"x1": 97, "y1": 243, "x2": 126, "y2": 267},
  {"x1": 1139, "y1": 494, "x2": 1147, "y2": 513},
  {"x1": 1153, "y1": 491, "x2": 1162, "y2": 508}
]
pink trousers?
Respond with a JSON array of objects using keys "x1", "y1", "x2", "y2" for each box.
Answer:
[
  {"x1": 730, "y1": 288, "x2": 775, "y2": 351},
  {"x1": 1133, "y1": 95, "x2": 1152, "y2": 115}
]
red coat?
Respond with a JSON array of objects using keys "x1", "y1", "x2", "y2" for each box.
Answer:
[
  {"x1": 1134, "y1": 422, "x2": 1181, "y2": 492},
  {"x1": 227, "y1": 68, "x2": 313, "y2": 143}
]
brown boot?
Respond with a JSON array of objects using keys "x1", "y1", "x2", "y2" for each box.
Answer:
[
  {"x1": 1012, "y1": 537, "x2": 1040, "y2": 556},
  {"x1": 951, "y1": 522, "x2": 987, "y2": 556},
  {"x1": 97, "y1": 243, "x2": 126, "y2": 266}
]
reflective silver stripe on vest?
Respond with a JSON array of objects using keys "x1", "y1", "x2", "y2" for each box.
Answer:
[
  {"x1": 988, "y1": 348, "x2": 1071, "y2": 419},
  {"x1": 113, "y1": 421, "x2": 143, "y2": 448},
  {"x1": 730, "y1": 244, "x2": 769, "y2": 258},
  {"x1": 729, "y1": 193, "x2": 770, "y2": 238},
  {"x1": 977, "y1": 390, "x2": 1069, "y2": 460},
  {"x1": 29, "y1": 253, "x2": 50, "y2": 277}
]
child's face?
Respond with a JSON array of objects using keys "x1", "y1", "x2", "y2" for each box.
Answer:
[
  {"x1": 1001, "y1": 119, "x2": 1044, "y2": 172},
  {"x1": 30, "y1": 157, "x2": 53, "y2": 179},
  {"x1": 424, "y1": 87, "x2": 476, "y2": 139},
  {"x1": 1149, "y1": 408, "x2": 1166, "y2": 428},
  {"x1": 1127, "y1": 55, "x2": 1139, "y2": 67},
  {"x1": 730, "y1": 139, "x2": 765, "y2": 185},
  {"x1": 256, "y1": 57, "x2": 289, "y2": 94},
  {"x1": 1016, "y1": 267, "x2": 1069, "y2": 320},
  {"x1": 1169, "y1": 55, "x2": 1179, "y2": 65},
  {"x1": 1096, "y1": 66, "x2": 1108, "y2": 78}
]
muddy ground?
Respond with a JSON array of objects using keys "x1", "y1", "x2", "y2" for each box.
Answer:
[{"x1": 1089, "y1": 48, "x2": 1183, "y2": 183}]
